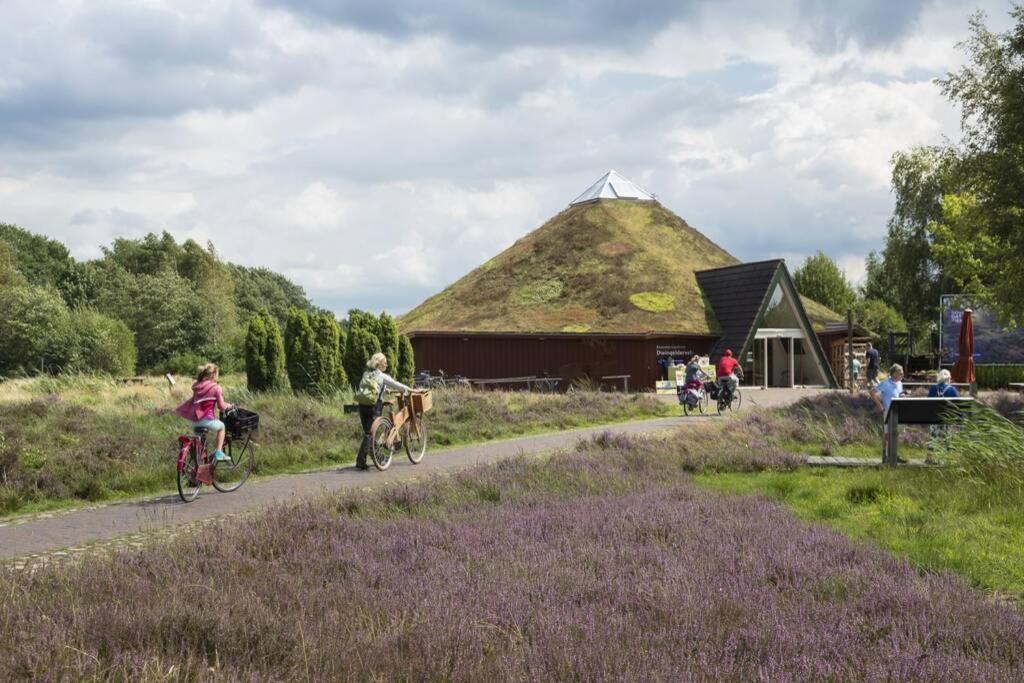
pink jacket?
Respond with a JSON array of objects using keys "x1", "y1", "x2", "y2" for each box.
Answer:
[{"x1": 175, "y1": 380, "x2": 228, "y2": 422}]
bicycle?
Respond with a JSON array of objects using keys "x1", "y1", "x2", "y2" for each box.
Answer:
[
  {"x1": 369, "y1": 390, "x2": 432, "y2": 471},
  {"x1": 176, "y1": 407, "x2": 258, "y2": 502},
  {"x1": 713, "y1": 379, "x2": 742, "y2": 414},
  {"x1": 677, "y1": 378, "x2": 709, "y2": 415}
]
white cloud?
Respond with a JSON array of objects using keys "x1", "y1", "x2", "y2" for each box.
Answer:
[{"x1": 0, "y1": 0, "x2": 1015, "y2": 315}]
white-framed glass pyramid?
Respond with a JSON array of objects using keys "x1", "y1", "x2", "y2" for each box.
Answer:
[{"x1": 569, "y1": 170, "x2": 656, "y2": 205}]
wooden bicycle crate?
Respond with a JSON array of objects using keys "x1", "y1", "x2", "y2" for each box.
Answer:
[{"x1": 411, "y1": 391, "x2": 433, "y2": 414}]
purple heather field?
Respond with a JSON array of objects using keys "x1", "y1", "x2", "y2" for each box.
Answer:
[{"x1": 3, "y1": 429, "x2": 1023, "y2": 681}]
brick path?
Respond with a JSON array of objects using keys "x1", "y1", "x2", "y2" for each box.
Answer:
[
  {"x1": 0, "y1": 416, "x2": 692, "y2": 562},
  {"x1": 1, "y1": 387, "x2": 830, "y2": 564}
]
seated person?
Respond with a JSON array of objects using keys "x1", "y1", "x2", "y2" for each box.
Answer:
[
  {"x1": 926, "y1": 369, "x2": 959, "y2": 464},
  {"x1": 928, "y1": 369, "x2": 959, "y2": 398}
]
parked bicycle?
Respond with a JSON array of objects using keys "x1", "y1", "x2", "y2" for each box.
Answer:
[
  {"x1": 176, "y1": 407, "x2": 258, "y2": 502},
  {"x1": 414, "y1": 369, "x2": 471, "y2": 389},
  {"x1": 370, "y1": 390, "x2": 432, "y2": 470}
]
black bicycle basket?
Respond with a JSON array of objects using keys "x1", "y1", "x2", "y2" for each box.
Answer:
[
  {"x1": 706, "y1": 381, "x2": 721, "y2": 400},
  {"x1": 224, "y1": 407, "x2": 259, "y2": 438}
]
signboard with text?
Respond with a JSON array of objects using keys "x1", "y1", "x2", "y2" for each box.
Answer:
[{"x1": 940, "y1": 296, "x2": 1024, "y2": 364}]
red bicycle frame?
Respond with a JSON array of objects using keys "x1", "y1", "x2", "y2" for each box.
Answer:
[{"x1": 177, "y1": 435, "x2": 215, "y2": 485}]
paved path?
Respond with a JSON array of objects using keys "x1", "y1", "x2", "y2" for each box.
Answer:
[
  {"x1": 1, "y1": 387, "x2": 832, "y2": 562},
  {"x1": 0, "y1": 416, "x2": 695, "y2": 561}
]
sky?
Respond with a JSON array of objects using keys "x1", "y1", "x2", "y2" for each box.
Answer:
[{"x1": 0, "y1": 0, "x2": 1017, "y2": 316}]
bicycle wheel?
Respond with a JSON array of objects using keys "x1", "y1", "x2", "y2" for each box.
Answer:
[
  {"x1": 699, "y1": 391, "x2": 708, "y2": 414},
  {"x1": 405, "y1": 420, "x2": 427, "y2": 464},
  {"x1": 371, "y1": 418, "x2": 395, "y2": 471},
  {"x1": 683, "y1": 398, "x2": 692, "y2": 416},
  {"x1": 732, "y1": 389, "x2": 742, "y2": 411},
  {"x1": 177, "y1": 442, "x2": 202, "y2": 502},
  {"x1": 213, "y1": 435, "x2": 255, "y2": 493}
]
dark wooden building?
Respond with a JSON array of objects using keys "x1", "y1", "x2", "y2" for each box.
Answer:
[{"x1": 400, "y1": 172, "x2": 843, "y2": 390}]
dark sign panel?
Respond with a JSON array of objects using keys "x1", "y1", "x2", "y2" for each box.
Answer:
[{"x1": 940, "y1": 296, "x2": 1024, "y2": 364}]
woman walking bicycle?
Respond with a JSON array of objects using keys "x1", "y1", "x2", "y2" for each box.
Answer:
[{"x1": 353, "y1": 353, "x2": 414, "y2": 470}]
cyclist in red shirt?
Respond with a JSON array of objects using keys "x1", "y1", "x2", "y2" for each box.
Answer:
[{"x1": 716, "y1": 349, "x2": 743, "y2": 400}]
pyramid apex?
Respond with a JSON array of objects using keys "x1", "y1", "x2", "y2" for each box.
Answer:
[{"x1": 570, "y1": 170, "x2": 655, "y2": 205}]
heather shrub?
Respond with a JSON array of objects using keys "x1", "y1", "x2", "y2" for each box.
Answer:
[
  {"x1": 575, "y1": 428, "x2": 803, "y2": 475},
  {"x1": 3, "y1": 447, "x2": 1023, "y2": 680},
  {"x1": 983, "y1": 390, "x2": 1024, "y2": 424}
]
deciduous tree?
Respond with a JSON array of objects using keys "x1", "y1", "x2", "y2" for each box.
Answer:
[{"x1": 793, "y1": 251, "x2": 857, "y2": 314}]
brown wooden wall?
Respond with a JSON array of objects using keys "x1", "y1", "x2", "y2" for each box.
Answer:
[{"x1": 410, "y1": 334, "x2": 716, "y2": 390}]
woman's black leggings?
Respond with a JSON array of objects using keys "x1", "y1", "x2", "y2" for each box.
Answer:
[{"x1": 358, "y1": 404, "x2": 375, "y2": 435}]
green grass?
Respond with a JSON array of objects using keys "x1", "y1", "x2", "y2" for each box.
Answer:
[
  {"x1": 0, "y1": 373, "x2": 674, "y2": 517},
  {"x1": 696, "y1": 467, "x2": 1024, "y2": 600}
]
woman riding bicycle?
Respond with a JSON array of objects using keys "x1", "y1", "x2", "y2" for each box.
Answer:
[
  {"x1": 174, "y1": 363, "x2": 233, "y2": 462},
  {"x1": 354, "y1": 353, "x2": 414, "y2": 470}
]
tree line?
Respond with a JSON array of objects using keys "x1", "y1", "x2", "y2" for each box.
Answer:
[
  {"x1": 793, "y1": 6, "x2": 1024, "y2": 346},
  {"x1": 244, "y1": 308, "x2": 414, "y2": 395},
  {"x1": 0, "y1": 225, "x2": 413, "y2": 386}
]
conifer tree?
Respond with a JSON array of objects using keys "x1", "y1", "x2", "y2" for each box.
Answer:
[
  {"x1": 244, "y1": 309, "x2": 286, "y2": 391},
  {"x1": 336, "y1": 324, "x2": 348, "y2": 390},
  {"x1": 309, "y1": 312, "x2": 342, "y2": 397},
  {"x1": 284, "y1": 307, "x2": 317, "y2": 394},
  {"x1": 397, "y1": 334, "x2": 415, "y2": 386},
  {"x1": 374, "y1": 312, "x2": 398, "y2": 371},
  {"x1": 344, "y1": 325, "x2": 380, "y2": 390}
]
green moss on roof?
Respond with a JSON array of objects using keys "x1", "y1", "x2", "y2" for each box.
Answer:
[
  {"x1": 800, "y1": 295, "x2": 845, "y2": 332},
  {"x1": 515, "y1": 279, "x2": 564, "y2": 305},
  {"x1": 629, "y1": 292, "x2": 675, "y2": 313},
  {"x1": 399, "y1": 200, "x2": 739, "y2": 335}
]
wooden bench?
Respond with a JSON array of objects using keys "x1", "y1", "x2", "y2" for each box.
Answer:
[
  {"x1": 883, "y1": 397, "x2": 976, "y2": 465},
  {"x1": 1009, "y1": 383, "x2": 1024, "y2": 394}
]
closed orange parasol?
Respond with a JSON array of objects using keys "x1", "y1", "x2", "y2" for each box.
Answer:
[{"x1": 950, "y1": 308, "x2": 976, "y2": 384}]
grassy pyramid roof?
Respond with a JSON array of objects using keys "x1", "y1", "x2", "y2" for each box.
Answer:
[{"x1": 400, "y1": 200, "x2": 745, "y2": 335}]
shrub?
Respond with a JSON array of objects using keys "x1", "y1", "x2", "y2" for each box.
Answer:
[
  {"x1": 976, "y1": 364, "x2": 1024, "y2": 390},
  {"x1": 397, "y1": 334, "x2": 415, "y2": 386},
  {"x1": 344, "y1": 326, "x2": 380, "y2": 390},
  {"x1": 284, "y1": 308, "x2": 318, "y2": 395},
  {"x1": 308, "y1": 313, "x2": 343, "y2": 397},
  {"x1": 0, "y1": 285, "x2": 79, "y2": 376},
  {"x1": 244, "y1": 309, "x2": 286, "y2": 392},
  {"x1": 70, "y1": 309, "x2": 136, "y2": 376},
  {"x1": 377, "y1": 312, "x2": 399, "y2": 372},
  {"x1": 161, "y1": 352, "x2": 206, "y2": 377}
]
